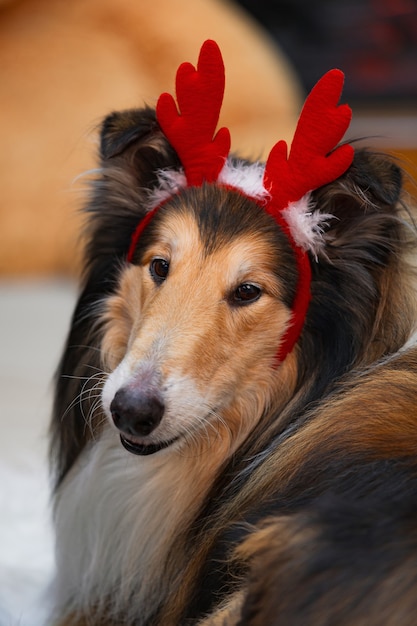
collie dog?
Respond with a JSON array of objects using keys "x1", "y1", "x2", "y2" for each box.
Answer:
[{"x1": 50, "y1": 42, "x2": 417, "y2": 625}]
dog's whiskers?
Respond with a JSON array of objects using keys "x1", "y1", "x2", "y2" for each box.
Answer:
[
  {"x1": 61, "y1": 371, "x2": 106, "y2": 436},
  {"x1": 177, "y1": 407, "x2": 233, "y2": 459}
]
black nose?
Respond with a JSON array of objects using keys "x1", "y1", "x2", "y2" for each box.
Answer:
[{"x1": 110, "y1": 386, "x2": 165, "y2": 437}]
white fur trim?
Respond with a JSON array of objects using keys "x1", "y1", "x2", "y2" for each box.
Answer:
[
  {"x1": 147, "y1": 159, "x2": 269, "y2": 210},
  {"x1": 146, "y1": 168, "x2": 187, "y2": 208},
  {"x1": 282, "y1": 194, "x2": 334, "y2": 257},
  {"x1": 218, "y1": 160, "x2": 269, "y2": 201}
]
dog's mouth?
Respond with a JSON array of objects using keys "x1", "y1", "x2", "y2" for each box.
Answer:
[{"x1": 119, "y1": 434, "x2": 178, "y2": 456}]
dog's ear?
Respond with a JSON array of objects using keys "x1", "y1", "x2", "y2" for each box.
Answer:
[
  {"x1": 294, "y1": 149, "x2": 413, "y2": 402},
  {"x1": 98, "y1": 106, "x2": 181, "y2": 185},
  {"x1": 100, "y1": 107, "x2": 159, "y2": 159},
  {"x1": 344, "y1": 149, "x2": 402, "y2": 206},
  {"x1": 313, "y1": 149, "x2": 405, "y2": 253},
  {"x1": 83, "y1": 106, "x2": 181, "y2": 264},
  {"x1": 78, "y1": 108, "x2": 180, "y2": 275}
]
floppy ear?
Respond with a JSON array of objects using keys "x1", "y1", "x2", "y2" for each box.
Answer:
[
  {"x1": 312, "y1": 148, "x2": 404, "y2": 254},
  {"x1": 99, "y1": 106, "x2": 181, "y2": 185},
  {"x1": 341, "y1": 148, "x2": 402, "y2": 206},
  {"x1": 82, "y1": 107, "x2": 181, "y2": 267},
  {"x1": 296, "y1": 148, "x2": 411, "y2": 394},
  {"x1": 100, "y1": 107, "x2": 160, "y2": 159}
]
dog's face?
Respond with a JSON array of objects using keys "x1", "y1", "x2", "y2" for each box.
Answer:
[
  {"x1": 51, "y1": 105, "x2": 413, "y2": 492},
  {"x1": 100, "y1": 185, "x2": 299, "y2": 458}
]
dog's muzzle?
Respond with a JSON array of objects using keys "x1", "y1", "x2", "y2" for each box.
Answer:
[{"x1": 110, "y1": 386, "x2": 176, "y2": 455}]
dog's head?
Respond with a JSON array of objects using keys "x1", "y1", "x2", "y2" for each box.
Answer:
[
  {"x1": 99, "y1": 178, "x2": 299, "y2": 458},
  {"x1": 92, "y1": 118, "x2": 412, "y2": 464},
  {"x1": 51, "y1": 43, "x2": 416, "y2": 484}
]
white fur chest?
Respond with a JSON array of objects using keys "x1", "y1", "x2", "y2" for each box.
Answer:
[{"x1": 52, "y1": 429, "x2": 205, "y2": 623}]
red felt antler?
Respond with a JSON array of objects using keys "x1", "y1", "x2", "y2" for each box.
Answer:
[
  {"x1": 262, "y1": 69, "x2": 354, "y2": 363},
  {"x1": 263, "y1": 69, "x2": 353, "y2": 212},
  {"x1": 156, "y1": 39, "x2": 231, "y2": 186}
]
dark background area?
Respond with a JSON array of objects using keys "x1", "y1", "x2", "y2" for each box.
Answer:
[{"x1": 238, "y1": 0, "x2": 417, "y2": 107}]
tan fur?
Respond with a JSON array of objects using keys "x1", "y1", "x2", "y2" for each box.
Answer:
[
  {"x1": 101, "y1": 209, "x2": 298, "y2": 452},
  {"x1": 101, "y1": 264, "x2": 144, "y2": 372}
]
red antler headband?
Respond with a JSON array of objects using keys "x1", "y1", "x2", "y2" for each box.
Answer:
[{"x1": 127, "y1": 40, "x2": 354, "y2": 363}]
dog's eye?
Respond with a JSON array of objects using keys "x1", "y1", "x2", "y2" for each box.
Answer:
[
  {"x1": 231, "y1": 283, "x2": 262, "y2": 305},
  {"x1": 150, "y1": 258, "x2": 170, "y2": 284}
]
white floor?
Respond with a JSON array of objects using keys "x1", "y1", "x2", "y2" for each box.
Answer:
[{"x1": 0, "y1": 280, "x2": 77, "y2": 626}]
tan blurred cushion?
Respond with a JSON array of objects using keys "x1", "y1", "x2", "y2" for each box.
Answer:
[{"x1": 0, "y1": 0, "x2": 301, "y2": 276}]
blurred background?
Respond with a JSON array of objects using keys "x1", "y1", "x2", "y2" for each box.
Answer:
[
  {"x1": 0, "y1": 0, "x2": 416, "y2": 623},
  {"x1": 243, "y1": 0, "x2": 417, "y2": 104},
  {"x1": 241, "y1": 0, "x2": 417, "y2": 173}
]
